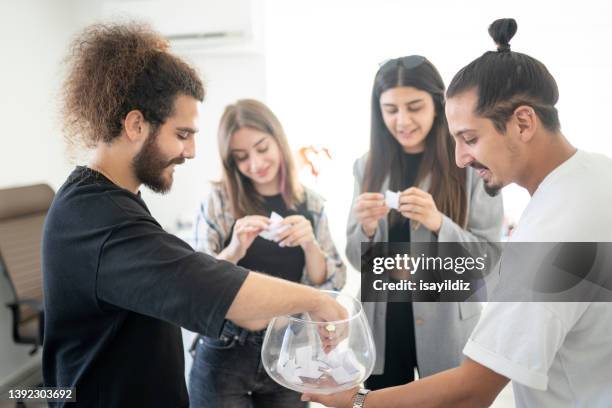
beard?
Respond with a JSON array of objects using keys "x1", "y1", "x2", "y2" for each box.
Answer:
[
  {"x1": 483, "y1": 181, "x2": 501, "y2": 197},
  {"x1": 470, "y1": 161, "x2": 501, "y2": 197},
  {"x1": 132, "y1": 129, "x2": 184, "y2": 194}
]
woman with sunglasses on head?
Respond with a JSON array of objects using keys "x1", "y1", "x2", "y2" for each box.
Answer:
[
  {"x1": 189, "y1": 99, "x2": 346, "y2": 408},
  {"x1": 345, "y1": 56, "x2": 503, "y2": 390}
]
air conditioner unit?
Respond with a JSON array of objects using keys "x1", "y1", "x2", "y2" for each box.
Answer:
[{"x1": 102, "y1": 0, "x2": 253, "y2": 51}]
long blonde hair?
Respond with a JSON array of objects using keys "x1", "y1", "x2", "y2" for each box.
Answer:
[{"x1": 217, "y1": 99, "x2": 303, "y2": 218}]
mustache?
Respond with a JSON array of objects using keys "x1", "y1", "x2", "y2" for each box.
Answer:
[
  {"x1": 469, "y1": 161, "x2": 488, "y2": 170},
  {"x1": 167, "y1": 157, "x2": 185, "y2": 167}
]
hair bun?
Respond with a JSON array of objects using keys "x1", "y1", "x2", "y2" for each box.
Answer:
[{"x1": 488, "y1": 18, "x2": 517, "y2": 52}]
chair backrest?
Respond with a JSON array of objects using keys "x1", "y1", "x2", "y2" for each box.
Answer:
[{"x1": 0, "y1": 183, "x2": 54, "y2": 322}]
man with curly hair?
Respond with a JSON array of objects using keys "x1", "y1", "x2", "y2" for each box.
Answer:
[{"x1": 41, "y1": 22, "x2": 346, "y2": 407}]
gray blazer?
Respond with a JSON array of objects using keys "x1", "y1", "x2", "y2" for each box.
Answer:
[{"x1": 346, "y1": 154, "x2": 503, "y2": 377}]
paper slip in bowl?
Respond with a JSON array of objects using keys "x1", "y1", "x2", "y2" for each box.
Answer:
[
  {"x1": 261, "y1": 290, "x2": 376, "y2": 394},
  {"x1": 278, "y1": 358, "x2": 303, "y2": 384},
  {"x1": 329, "y1": 366, "x2": 358, "y2": 384},
  {"x1": 278, "y1": 348, "x2": 363, "y2": 386}
]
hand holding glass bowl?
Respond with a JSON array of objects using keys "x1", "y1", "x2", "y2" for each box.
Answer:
[{"x1": 261, "y1": 291, "x2": 375, "y2": 395}]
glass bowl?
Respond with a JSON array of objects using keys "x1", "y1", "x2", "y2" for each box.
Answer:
[{"x1": 261, "y1": 290, "x2": 375, "y2": 394}]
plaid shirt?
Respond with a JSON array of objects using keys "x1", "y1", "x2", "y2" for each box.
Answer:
[{"x1": 194, "y1": 183, "x2": 346, "y2": 290}]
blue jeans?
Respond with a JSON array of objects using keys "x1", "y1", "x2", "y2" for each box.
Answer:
[{"x1": 188, "y1": 321, "x2": 306, "y2": 408}]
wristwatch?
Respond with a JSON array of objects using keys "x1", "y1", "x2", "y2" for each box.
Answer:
[{"x1": 352, "y1": 388, "x2": 370, "y2": 408}]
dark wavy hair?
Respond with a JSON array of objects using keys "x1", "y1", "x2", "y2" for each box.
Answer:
[
  {"x1": 364, "y1": 56, "x2": 467, "y2": 227},
  {"x1": 447, "y1": 18, "x2": 560, "y2": 133},
  {"x1": 61, "y1": 22, "x2": 205, "y2": 150}
]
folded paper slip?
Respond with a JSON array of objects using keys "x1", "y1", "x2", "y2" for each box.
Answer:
[{"x1": 385, "y1": 190, "x2": 400, "y2": 210}]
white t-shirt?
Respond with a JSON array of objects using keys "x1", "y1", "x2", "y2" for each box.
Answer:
[{"x1": 463, "y1": 150, "x2": 612, "y2": 407}]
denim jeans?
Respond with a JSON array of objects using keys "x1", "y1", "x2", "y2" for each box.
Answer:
[{"x1": 188, "y1": 321, "x2": 306, "y2": 408}]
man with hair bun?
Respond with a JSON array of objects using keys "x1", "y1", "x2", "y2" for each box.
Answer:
[
  {"x1": 305, "y1": 18, "x2": 612, "y2": 408},
  {"x1": 42, "y1": 22, "x2": 346, "y2": 407}
]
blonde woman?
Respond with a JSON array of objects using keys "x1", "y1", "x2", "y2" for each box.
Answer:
[{"x1": 189, "y1": 99, "x2": 346, "y2": 407}]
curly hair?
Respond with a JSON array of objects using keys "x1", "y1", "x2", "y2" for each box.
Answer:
[{"x1": 61, "y1": 22, "x2": 205, "y2": 150}]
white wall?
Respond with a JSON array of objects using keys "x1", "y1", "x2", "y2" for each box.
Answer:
[{"x1": 0, "y1": 0, "x2": 77, "y2": 191}]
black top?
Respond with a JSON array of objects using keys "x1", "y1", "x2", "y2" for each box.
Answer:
[
  {"x1": 228, "y1": 193, "x2": 310, "y2": 283},
  {"x1": 384, "y1": 152, "x2": 422, "y2": 384},
  {"x1": 388, "y1": 152, "x2": 424, "y2": 242},
  {"x1": 42, "y1": 167, "x2": 248, "y2": 407}
]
